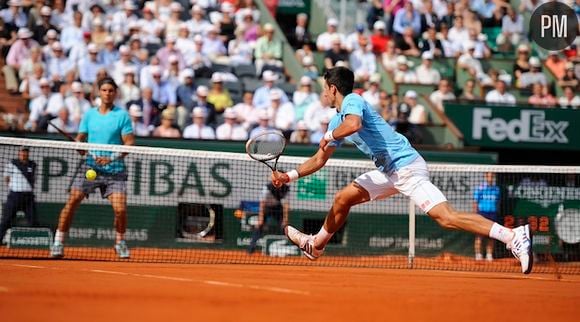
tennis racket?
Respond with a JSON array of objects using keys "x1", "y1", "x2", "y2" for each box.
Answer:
[
  {"x1": 48, "y1": 121, "x2": 89, "y2": 192},
  {"x1": 180, "y1": 205, "x2": 216, "y2": 239},
  {"x1": 245, "y1": 131, "x2": 287, "y2": 172}
]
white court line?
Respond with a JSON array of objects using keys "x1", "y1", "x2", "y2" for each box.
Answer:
[
  {"x1": 90, "y1": 269, "x2": 129, "y2": 276},
  {"x1": 430, "y1": 270, "x2": 580, "y2": 283},
  {"x1": 247, "y1": 285, "x2": 310, "y2": 295},
  {"x1": 133, "y1": 273, "x2": 192, "y2": 282},
  {"x1": 204, "y1": 280, "x2": 243, "y2": 288},
  {"x1": 11, "y1": 264, "x2": 45, "y2": 269}
]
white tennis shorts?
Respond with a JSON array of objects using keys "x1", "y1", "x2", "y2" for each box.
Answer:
[{"x1": 354, "y1": 157, "x2": 447, "y2": 213}]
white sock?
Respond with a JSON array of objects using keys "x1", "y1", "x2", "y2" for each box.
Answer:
[
  {"x1": 315, "y1": 227, "x2": 334, "y2": 249},
  {"x1": 489, "y1": 223, "x2": 514, "y2": 244},
  {"x1": 116, "y1": 232, "x2": 125, "y2": 244},
  {"x1": 55, "y1": 231, "x2": 65, "y2": 243}
]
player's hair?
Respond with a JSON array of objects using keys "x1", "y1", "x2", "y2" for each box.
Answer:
[
  {"x1": 323, "y1": 67, "x2": 354, "y2": 96},
  {"x1": 98, "y1": 77, "x2": 118, "y2": 90}
]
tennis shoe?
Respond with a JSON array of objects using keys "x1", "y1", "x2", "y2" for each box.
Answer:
[
  {"x1": 507, "y1": 224, "x2": 533, "y2": 274},
  {"x1": 50, "y1": 242, "x2": 64, "y2": 258},
  {"x1": 284, "y1": 225, "x2": 324, "y2": 260},
  {"x1": 114, "y1": 240, "x2": 130, "y2": 259}
]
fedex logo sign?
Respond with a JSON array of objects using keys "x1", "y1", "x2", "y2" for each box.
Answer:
[{"x1": 472, "y1": 108, "x2": 569, "y2": 144}]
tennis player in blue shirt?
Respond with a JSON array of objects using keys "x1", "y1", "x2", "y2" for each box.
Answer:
[
  {"x1": 473, "y1": 172, "x2": 501, "y2": 261},
  {"x1": 51, "y1": 77, "x2": 134, "y2": 259},
  {"x1": 272, "y1": 67, "x2": 533, "y2": 274}
]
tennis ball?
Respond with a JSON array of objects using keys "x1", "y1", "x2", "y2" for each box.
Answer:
[{"x1": 85, "y1": 169, "x2": 97, "y2": 181}]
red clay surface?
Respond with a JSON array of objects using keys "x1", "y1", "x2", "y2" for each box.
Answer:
[{"x1": 1, "y1": 259, "x2": 579, "y2": 322}]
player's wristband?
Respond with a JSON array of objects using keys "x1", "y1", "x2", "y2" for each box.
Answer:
[
  {"x1": 110, "y1": 152, "x2": 122, "y2": 161},
  {"x1": 323, "y1": 130, "x2": 335, "y2": 142},
  {"x1": 284, "y1": 169, "x2": 300, "y2": 183}
]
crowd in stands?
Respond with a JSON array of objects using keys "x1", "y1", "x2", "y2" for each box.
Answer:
[{"x1": 0, "y1": 0, "x2": 578, "y2": 146}]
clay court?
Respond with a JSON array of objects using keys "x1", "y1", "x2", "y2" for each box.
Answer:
[{"x1": 1, "y1": 259, "x2": 579, "y2": 322}]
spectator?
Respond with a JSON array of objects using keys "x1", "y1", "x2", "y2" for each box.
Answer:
[
  {"x1": 496, "y1": 6, "x2": 524, "y2": 52},
  {"x1": 112, "y1": 45, "x2": 136, "y2": 86},
  {"x1": 464, "y1": 10, "x2": 483, "y2": 37},
  {"x1": 128, "y1": 104, "x2": 150, "y2": 137},
  {"x1": 301, "y1": 55, "x2": 319, "y2": 80},
  {"x1": 316, "y1": 18, "x2": 344, "y2": 52},
  {"x1": 558, "y1": 86, "x2": 580, "y2": 109},
  {"x1": 187, "y1": 35, "x2": 212, "y2": 78},
  {"x1": 397, "y1": 90, "x2": 425, "y2": 143},
  {"x1": 233, "y1": 91, "x2": 258, "y2": 131},
  {"x1": 528, "y1": 83, "x2": 557, "y2": 107},
  {"x1": 513, "y1": 44, "x2": 531, "y2": 87},
  {"x1": 150, "y1": 66, "x2": 177, "y2": 107},
  {"x1": 420, "y1": 0, "x2": 441, "y2": 33},
  {"x1": 303, "y1": 96, "x2": 336, "y2": 132},
  {"x1": 473, "y1": 0, "x2": 497, "y2": 19},
  {"x1": 162, "y1": 2, "x2": 184, "y2": 40},
  {"x1": 350, "y1": 36, "x2": 377, "y2": 83},
  {"x1": 266, "y1": 89, "x2": 295, "y2": 132},
  {"x1": 292, "y1": 76, "x2": 319, "y2": 122},
  {"x1": 202, "y1": 25, "x2": 227, "y2": 62},
  {"x1": 362, "y1": 74, "x2": 382, "y2": 109},
  {"x1": 370, "y1": 20, "x2": 390, "y2": 55},
  {"x1": 227, "y1": 28, "x2": 254, "y2": 66},
  {"x1": 175, "y1": 69, "x2": 197, "y2": 126},
  {"x1": 289, "y1": 12, "x2": 312, "y2": 50},
  {"x1": 3, "y1": 28, "x2": 38, "y2": 94},
  {"x1": 430, "y1": 79, "x2": 456, "y2": 111},
  {"x1": 519, "y1": 57, "x2": 547, "y2": 89},
  {"x1": 216, "y1": 108, "x2": 248, "y2": 141},
  {"x1": 127, "y1": 87, "x2": 161, "y2": 131},
  {"x1": 90, "y1": 17, "x2": 110, "y2": 48},
  {"x1": 191, "y1": 85, "x2": 217, "y2": 127},
  {"x1": 0, "y1": 16, "x2": 17, "y2": 60},
  {"x1": 249, "y1": 110, "x2": 276, "y2": 139},
  {"x1": 324, "y1": 35, "x2": 349, "y2": 72},
  {"x1": 99, "y1": 36, "x2": 120, "y2": 69},
  {"x1": 253, "y1": 70, "x2": 289, "y2": 109},
  {"x1": 448, "y1": 15, "x2": 470, "y2": 45},
  {"x1": 118, "y1": 66, "x2": 140, "y2": 107},
  {"x1": 0, "y1": 0, "x2": 28, "y2": 29},
  {"x1": 438, "y1": 22, "x2": 462, "y2": 58},
  {"x1": 367, "y1": 0, "x2": 385, "y2": 32},
  {"x1": 485, "y1": 80, "x2": 516, "y2": 105},
  {"x1": 78, "y1": 44, "x2": 104, "y2": 85},
  {"x1": 47, "y1": 107, "x2": 77, "y2": 134},
  {"x1": 26, "y1": 78, "x2": 54, "y2": 132},
  {"x1": 395, "y1": 26, "x2": 421, "y2": 57},
  {"x1": 254, "y1": 23, "x2": 283, "y2": 74},
  {"x1": 68, "y1": 31, "x2": 93, "y2": 68},
  {"x1": 81, "y1": 2, "x2": 107, "y2": 31},
  {"x1": 60, "y1": 11, "x2": 84, "y2": 52},
  {"x1": 345, "y1": 23, "x2": 367, "y2": 53},
  {"x1": 207, "y1": 73, "x2": 233, "y2": 114},
  {"x1": 32, "y1": 6, "x2": 58, "y2": 46},
  {"x1": 378, "y1": 91, "x2": 398, "y2": 126},
  {"x1": 0, "y1": 146, "x2": 37, "y2": 244},
  {"x1": 415, "y1": 51, "x2": 441, "y2": 85},
  {"x1": 247, "y1": 179, "x2": 289, "y2": 254},
  {"x1": 392, "y1": 2, "x2": 421, "y2": 38},
  {"x1": 64, "y1": 82, "x2": 91, "y2": 128},
  {"x1": 457, "y1": 41, "x2": 490, "y2": 84},
  {"x1": 152, "y1": 108, "x2": 181, "y2": 138},
  {"x1": 473, "y1": 172, "x2": 500, "y2": 262},
  {"x1": 289, "y1": 121, "x2": 311, "y2": 144},
  {"x1": 17, "y1": 46, "x2": 44, "y2": 85},
  {"x1": 216, "y1": 3, "x2": 236, "y2": 45},
  {"x1": 310, "y1": 116, "x2": 330, "y2": 144},
  {"x1": 558, "y1": 62, "x2": 578, "y2": 89},
  {"x1": 138, "y1": 6, "x2": 163, "y2": 45},
  {"x1": 19, "y1": 63, "x2": 45, "y2": 100},
  {"x1": 418, "y1": 26, "x2": 444, "y2": 58},
  {"x1": 460, "y1": 79, "x2": 478, "y2": 101},
  {"x1": 46, "y1": 41, "x2": 73, "y2": 83},
  {"x1": 393, "y1": 56, "x2": 417, "y2": 83},
  {"x1": 156, "y1": 35, "x2": 186, "y2": 71},
  {"x1": 545, "y1": 51, "x2": 567, "y2": 80},
  {"x1": 235, "y1": 8, "x2": 260, "y2": 45},
  {"x1": 381, "y1": 40, "x2": 400, "y2": 73},
  {"x1": 466, "y1": 28, "x2": 491, "y2": 59},
  {"x1": 163, "y1": 55, "x2": 181, "y2": 90},
  {"x1": 186, "y1": 5, "x2": 213, "y2": 37}
]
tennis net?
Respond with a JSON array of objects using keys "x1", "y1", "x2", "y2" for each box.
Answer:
[{"x1": 0, "y1": 136, "x2": 579, "y2": 274}]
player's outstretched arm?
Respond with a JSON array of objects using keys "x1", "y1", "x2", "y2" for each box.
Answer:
[
  {"x1": 320, "y1": 114, "x2": 361, "y2": 151},
  {"x1": 272, "y1": 146, "x2": 336, "y2": 187}
]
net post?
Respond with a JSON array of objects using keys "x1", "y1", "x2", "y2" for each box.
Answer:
[{"x1": 408, "y1": 200, "x2": 416, "y2": 269}]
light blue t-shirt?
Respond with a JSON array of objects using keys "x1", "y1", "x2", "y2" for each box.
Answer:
[
  {"x1": 473, "y1": 183, "x2": 500, "y2": 213},
  {"x1": 328, "y1": 93, "x2": 420, "y2": 174},
  {"x1": 79, "y1": 106, "x2": 133, "y2": 174}
]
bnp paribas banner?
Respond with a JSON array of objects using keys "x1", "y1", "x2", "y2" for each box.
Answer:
[{"x1": 445, "y1": 104, "x2": 579, "y2": 151}]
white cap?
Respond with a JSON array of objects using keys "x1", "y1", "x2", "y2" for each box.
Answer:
[
  {"x1": 170, "y1": 2, "x2": 183, "y2": 11},
  {"x1": 124, "y1": 0, "x2": 137, "y2": 10},
  {"x1": 71, "y1": 81, "x2": 83, "y2": 92},
  {"x1": 123, "y1": 66, "x2": 136, "y2": 75},
  {"x1": 192, "y1": 5, "x2": 203, "y2": 13},
  {"x1": 93, "y1": 17, "x2": 104, "y2": 26},
  {"x1": 373, "y1": 20, "x2": 386, "y2": 30},
  {"x1": 87, "y1": 43, "x2": 99, "y2": 53},
  {"x1": 262, "y1": 70, "x2": 279, "y2": 82},
  {"x1": 396, "y1": 55, "x2": 409, "y2": 65},
  {"x1": 129, "y1": 104, "x2": 142, "y2": 117},
  {"x1": 405, "y1": 90, "x2": 418, "y2": 99},
  {"x1": 196, "y1": 85, "x2": 209, "y2": 96},
  {"x1": 548, "y1": 51, "x2": 559, "y2": 56},
  {"x1": 331, "y1": 34, "x2": 342, "y2": 44},
  {"x1": 263, "y1": 23, "x2": 274, "y2": 31},
  {"x1": 517, "y1": 43, "x2": 530, "y2": 52},
  {"x1": 220, "y1": 2, "x2": 234, "y2": 13},
  {"x1": 192, "y1": 107, "x2": 207, "y2": 117},
  {"x1": 166, "y1": 35, "x2": 177, "y2": 43},
  {"x1": 39, "y1": 78, "x2": 50, "y2": 86},
  {"x1": 168, "y1": 54, "x2": 178, "y2": 63},
  {"x1": 119, "y1": 45, "x2": 130, "y2": 54},
  {"x1": 46, "y1": 29, "x2": 58, "y2": 39},
  {"x1": 529, "y1": 57, "x2": 541, "y2": 67},
  {"x1": 128, "y1": 20, "x2": 140, "y2": 30},
  {"x1": 270, "y1": 89, "x2": 283, "y2": 100},
  {"x1": 181, "y1": 69, "x2": 194, "y2": 78},
  {"x1": 369, "y1": 73, "x2": 381, "y2": 83},
  {"x1": 258, "y1": 110, "x2": 270, "y2": 120},
  {"x1": 296, "y1": 120, "x2": 308, "y2": 130},
  {"x1": 150, "y1": 65, "x2": 162, "y2": 75},
  {"x1": 327, "y1": 18, "x2": 338, "y2": 26},
  {"x1": 17, "y1": 28, "x2": 33, "y2": 39},
  {"x1": 465, "y1": 41, "x2": 476, "y2": 50},
  {"x1": 211, "y1": 72, "x2": 223, "y2": 83},
  {"x1": 302, "y1": 55, "x2": 313, "y2": 66},
  {"x1": 51, "y1": 41, "x2": 63, "y2": 51},
  {"x1": 105, "y1": 35, "x2": 114, "y2": 43},
  {"x1": 223, "y1": 108, "x2": 236, "y2": 119},
  {"x1": 300, "y1": 76, "x2": 312, "y2": 85},
  {"x1": 40, "y1": 6, "x2": 51, "y2": 16},
  {"x1": 193, "y1": 34, "x2": 203, "y2": 43},
  {"x1": 421, "y1": 51, "x2": 434, "y2": 60},
  {"x1": 8, "y1": 0, "x2": 22, "y2": 6}
]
